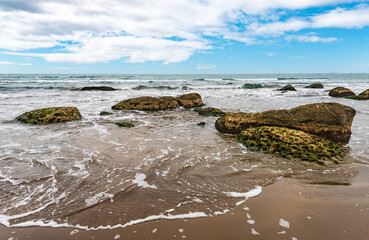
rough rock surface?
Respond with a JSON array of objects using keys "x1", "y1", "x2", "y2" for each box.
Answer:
[
  {"x1": 305, "y1": 83, "x2": 324, "y2": 89},
  {"x1": 80, "y1": 86, "x2": 117, "y2": 91},
  {"x1": 279, "y1": 85, "x2": 296, "y2": 91},
  {"x1": 16, "y1": 107, "x2": 81, "y2": 124},
  {"x1": 176, "y1": 93, "x2": 204, "y2": 108},
  {"x1": 238, "y1": 126, "x2": 346, "y2": 164},
  {"x1": 115, "y1": 122, "x2": 134, "y2": 128},
  {"x1": 112, "y1": 96, "x2": 179, "y2": 111},
  {"x1": 329, "y1": 87, "x2": 355, "y2": 97},
  {"x1": 194, "y1": 107, "x2": 225, "y2": 117},
  {"x1": 215, "y1": 102, "x2": 356, "y2": 143}
]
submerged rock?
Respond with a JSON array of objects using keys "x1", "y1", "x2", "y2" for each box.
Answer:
[
  {"x1": 80, "y1": 86, "x2": 117, "y2": 91},
  {"x1": 112, "y1": 96, "x2": 179, "y2": 111},
  {"x1": 194, "y1": 107, "x2": 225, "y2": 117},
  {"x1": 279, "y1": 85, "x2": 296, "y2": 91},
  {"x1": 305, "y1": 83, "x2": 324, "y2": 89},
  {"x1": 100, "y1": 111, "x2": 113, "y2": 116},
  {"x1": 16, "y1": 107, "x2": 81, "y2": 124},
  {"x1": 215, "y1": 102, "x2": 356, "y2": 143},
  {"x1": 197, "y1": 122, "x2": 206, "y2": 126},
  {"x1": 329, "y1": 87, "x2": 355, "y2": 97},
  {"x1": 243, "y1": 84, "x2": 263, "y2": 89},
  {"x1": 115, "y1": 122, "x2": 134, "y2": 128},
  {"x1": 176, "y1": 93, "x2": 204, "y2": 109},
  {"x1": 238, "y1": 126, "x2": 346, "y2": 164}
]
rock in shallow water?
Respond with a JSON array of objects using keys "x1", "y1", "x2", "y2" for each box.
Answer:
[
  {"x1": 215, "y1": 102, "x2": 356, "y2": 143},
  {"x1": 176, "y1": 93, "x2": 204, "y2": 108},
  {"x1": 279, "y1": 85, "x2": 296, "y2": 91},
  {"x1": 16, "y1": 107, "x2": 81, "y2": 124},
  {"x1": 80, "y1": 86, "x2": 117, "y2": 91},
  {"x1": 238, "y1": 126, "x2": 347, "y2": 164},
  {"x1": 194, "y1": 107, "x2": 225, "y2": 117},
  {"x1": 115, "y1": 122, "x2": 134, "y2": 128},
  {"x1": 329, "y1": 87, "x2": 355, "y2": 97},
  {"x1": 305, "y1": 83, "x2": 324, "y2": 89}
]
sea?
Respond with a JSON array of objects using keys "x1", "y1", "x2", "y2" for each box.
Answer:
[{"x1": 0, "y1": 73, "x2": 368, "y2": 229}]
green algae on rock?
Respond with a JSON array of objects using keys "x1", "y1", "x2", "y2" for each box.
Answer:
[
  {"x1": 215, "y1": 102, "x2": 356, "y2": 143},
  {"x1": 100, "y1": 111, "x2": 113, "y2": 116},
  {"x1": 237, "y1": 126, "x2": 347, "y2": 164},
  {"x1": 80, "y1": 86, "x2": 117, "y2": 91},
  {"x1": 329, "y1": 87, "x2": 355, "y2": 97},
  {"x1": 305, "y1": 83, "x2": 324, "y2": 89},
  {"x1": 112, "y1": 96, "x2": 179, "y2": 111},
  {"x1": 176, "y1": 93, "x2": 204, "y2": 108},
  {"x1": 115, "y1": 122, "x2": 134, "y2": 128},
  {"x1": 279, "y1": 85, "x2": 296, "y2": 91},
  {"x1": 194, "y1": 107, "x2": 225, "y2": 117},
  {"x1": 16, "y1": 107, "x2": 81, "y2": 124}
]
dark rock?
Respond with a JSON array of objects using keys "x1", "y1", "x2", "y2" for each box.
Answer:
[
  {"x1": 243, "y1": 83, "x2": 263, "y2": 89},
  {"x1": 194, "y1": 107, "x2": 225, "y2": 117},
  {"x1": 112, "y1": 96, "x2": 179, "y2": 111},
  {"x1": 359, "y1": 89, "x2": 369, "y2": 97},
  {"x1": 345, "y1": 89, "x2": 369, "y2": 100},
  {"x1": 305, "y1": 83, "x2": 324, "y2": 89},
  {"x1": 279, "y1": 85, "x2": 296, "y2": 91},
  {"x1": 238, "y1": 126, "x2": 346, "y2": 164},
  {"x1": 80, "y1": 86, "x2": 117, "y2": 91},
  {"x1": 329, "y1": 87, "x2": 355, "y2": 97},
  {"x1": 215, "y1": 102, "x2": 356, "y2": 143},
  {"x1": 115, "y1": 122, "x2": 134, "y2": 128},
  {"x1": 197, "y1": 122, "x2": 206, "y2": 126},
  {"x1": 176, "y1": 93, "x2": 204, "y2": 109},
  {"x1": 16, "y1": 107, "x2": 81, "y2": 124},
  {"x1": 100, "y1": 111, "x2": 113, "y2": 116}
]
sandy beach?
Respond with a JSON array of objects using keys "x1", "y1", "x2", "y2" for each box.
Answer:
[{"x1": 2, "y1": 163, "x2": 368, "y2": 240}]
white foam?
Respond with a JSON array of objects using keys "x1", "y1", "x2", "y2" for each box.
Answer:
[
  {"x1": 247, "y1": 220, "x2": 255, "y2": 225},
  {"x1": 279, "y1": 219, "x2": 290, "y2": 229},
  {"x1": 114, "y1": 234, "x2": 121, "y2": 239},
  {"x1": 251, "y1": 228, "x2": 260, "y2": 235},
  {"x1": 278, "y1": 231, "x2": 286, "y2": 235},
  {"x1": 85, "y1": 192, "x2": 114, "y2": 207},
  {"x1": 132, "y1": 173, "x2": 157, "y2": 189},
  {"x1": 223, "y1": 186, "x2": 263, "y2": 199},
  {"x1": 152, "y1": 228, "x2": 157, "y2": 233},
  {"x1": 70, "y1": 229, "x2": 79, "y2": 235}
]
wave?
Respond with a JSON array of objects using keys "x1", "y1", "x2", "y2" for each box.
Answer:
[
  {"x1": 277, "y1": 77, "x2": 328, "y2": 80},
  {"x1": 132, "y1": 85, "x2": 178, "y2": 90}
]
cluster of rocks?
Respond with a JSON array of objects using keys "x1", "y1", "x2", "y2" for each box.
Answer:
[{"x1": 329, "y1": 87, "x2": 369, "y2": 100}]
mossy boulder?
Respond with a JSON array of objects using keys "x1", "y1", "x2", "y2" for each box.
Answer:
[
  {"x1": 279, "y1": 85, "x2": 296, "y2": 91},
  {"x1": 80, "y1": 86, "x2": 117, "y2": 91},
  {"x1": 100, "y1": 111, "x2": 113, "y2": 116},
  {"x1": 16, "y1": 107, "x2": 81, "y2": 124},
  {"x1": 238, "y1": 126, "x2": 346, "y2": 164},
  {"x1": 115, "y1": 122, "x2": 134, "y2": 128},
  {"x1": 194, "y1": 107, "x2": 225, "y2": 117},
  {"x1": 112, "y1": 96, "x2": 179, "y2": 111},
  {"x1": 176, "y1": 93, "x2": 204, "y2": 109},
  {"x1": 329, "y1": 87, "x2": 355, "y2": 97},
  {"x1": 305, "y1": 83, "x2": 324, "y2": 89},
  {"x1": 215, "y1": 102, "x2": 356, "y2": 143},
  {"x1": 359, "y1": 89, "x2": 369, "y2": 98},
  {"x1": 243, "y1": 84, "x2": 263, "y2": 89}
]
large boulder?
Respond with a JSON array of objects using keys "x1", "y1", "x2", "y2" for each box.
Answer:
[
  {"x1": 176, "y1": 93, "x2": 204, "y2": 108},
  {"x1": 112, "y1": 96, "x2": 179, "y2": 111},
  {"x1": 279, "y1": 85, "x2": 296, "y2": 91},
  {"x1": 359, "y1": 89, "x2": 369, "y2": 98},
  {"x1": 80, "y1": 86, "x2": 117, "y2": 91},
  {"x1": 329, "y1": 87, "x2": 355, "y2": 97},
  {"x1": 238, "y1": 126, "x2": 346, "y2": 164},
  {"x1": 194, "y1": 107, "x2": 225, "y2": 117},
  {"x1": 16, "y1": 107, "x2": 81, "y2": 124},
  {"x1": 215, "y1": 102, "x2": 356, "y2": 143},
  {"x1": 305, "y1": 83, "x2": 324, "y2": 89}
]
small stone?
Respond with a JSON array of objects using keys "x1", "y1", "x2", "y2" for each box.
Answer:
[
  {"x1": 100, "y1": 111, "x2": 113, "y2": 116},
  {"x1": 115, "y1": 122, "x2": 134, "y2": 128},
  {"x1": 197, "y1": 122, "x2": 206, "y2": 126}
]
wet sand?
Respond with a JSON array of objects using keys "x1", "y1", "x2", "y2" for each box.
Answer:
[{"x1": 1, "y1": 164, "x2": 368, "y2": 240}]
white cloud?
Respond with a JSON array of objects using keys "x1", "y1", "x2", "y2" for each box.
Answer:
[
  {"x1": 0, "y1": 61, "x2": 14, "y2": 64},
  {"x1": 286, "y1": 35, "x2": 338, "y2": 43},
  {"x1": 197, "y1": 64, "x2": 216, "y2": 70},
  {"x1": 0, "y1": 0, "x2": 367, "y2": 64},
  {"x1": 19, "y1": 63, "x2": 32, "y2": 66}
]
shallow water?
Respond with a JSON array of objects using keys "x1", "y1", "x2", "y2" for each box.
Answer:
[{"x1": 0, "y1": 74, "x2": 367, "y2": 229}]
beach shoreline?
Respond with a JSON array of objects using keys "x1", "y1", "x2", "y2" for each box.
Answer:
[{"x1": 1, "y1": 163, "x2": 368, "y2": 240}]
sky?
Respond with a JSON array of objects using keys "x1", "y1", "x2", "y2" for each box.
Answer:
[{"x1": 0, "y1": 0, "x2": 369, "y2": 74}]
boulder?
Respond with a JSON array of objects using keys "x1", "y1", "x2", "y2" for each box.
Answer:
[
  {"x1": 359, "y1": 89, "x2": 369, "y2": 98},
  {"x1": 176, "y1": 93, "x2": 204, "y2": 109},
  {"x1": 329, "y1": 87, "x2": 355, "y2": 97},
  {"x1": 215, "y1": 102, "x2": 356, "y2": 143},
  {"x1": 80, "y1": 86, "x2": 117, "y2": 91},
  {"x1": 194, "y1": 107, "x2": 225, "y2": 117},
  {"x1": 279, "y1": 85, "x2": 296, "y2": 91},
  {"x1": 112, "y1": 96, "x2": 179, "y2": 111},
  {"x1": 115, "y1": 122, "x2": 134, "y2": 128},
  {"x1": 16, "y1": 107, "x2": 81, "y2": 124},
  {"x1": 238, "y1": 126, "x2": 346, "y2": 164},
  {"x1": 305, "y1": 83, "x2": 324, "y2": 89}
]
